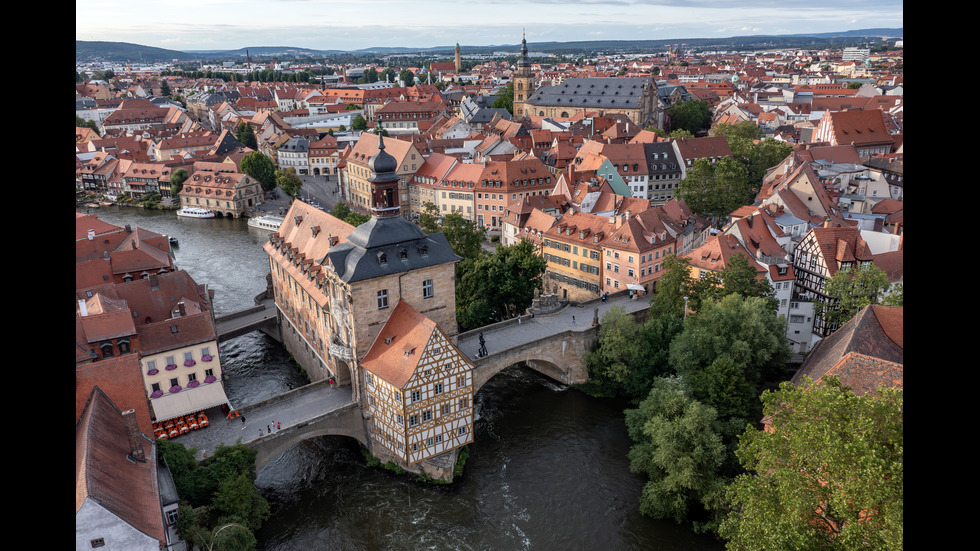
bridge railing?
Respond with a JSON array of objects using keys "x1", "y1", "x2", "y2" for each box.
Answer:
[{"x1": 454, "y1": 289, "x2": 637, "y2": 344}]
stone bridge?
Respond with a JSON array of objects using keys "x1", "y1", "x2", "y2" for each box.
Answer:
[
  {"x1": 192, "y1": 292, "x2": 650, "y2": 477},
  {"x1": 456, "y1": 293, "x2": 649, "y2": 392}
]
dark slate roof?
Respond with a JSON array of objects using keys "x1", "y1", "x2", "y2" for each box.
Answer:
[
  {"x1": 526, "y1": 77, "x2": 653, "y2": 110},
  {"x1": 325, "y1": 216, "x2": 460, "y2": 284}
]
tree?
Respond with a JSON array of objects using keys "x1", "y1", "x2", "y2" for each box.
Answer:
[
  {"x1": 439, "y1": 211, "x2": 486, "y2": 261},
  {"x1": 689, "y1": 254, "x2": 777, "y2": 313},
  {"x1": 583, "y1": 307, "x2": 682, "y2": 402},
  {"x1": 76, "y1": 115, "x2": 101, "y2": 136},
  {"x1": 350, "y1": 114, "x2": 368, "y2": 132},
  {"x1": 624, "y1": 377, "x2": 732, "y2": 525},
  {"x1": 669, "y1": 294, "x2": 791, "y2": 413},
  {"x1": 455, "y1": 239, "x2": 545, "y2": 331},
  {"x1": 648, "y1": 254, "x2": 696, "y2": 320},
  {"x1": 275, "y1": 167, "x2": 303, "y2": 199},
  {"x1": 240, "y1": 152, "x2": 277, "y2": 193},
  {"x1": 720, "y1": 377, "x2": 903, "y2": 550},
  {"x1": 417, "y1": 201, "x2": 441, "y2": 234},
  {"x1": 713, "y1": 122, "x2": 793, "y2": 191},
  {"x1": 330, "y1": 201, "x2": 370, "y2": 226},
  {"x1": 399, "y1": 69, "x2": 415, "y2": 87},
  {"x1": 234, "y1": 122, "x2": 257, "y2": 150},
  {"x1": 492, "y1": 82, "x2": 514, "y2": 114},
  {"x1": 667, "y1": 99, "x2": 712, "y2": 135},
  {"x1": 816, "y1": 263, "x2": 892, "y2": 330},
  {"x1": 677, "y1": 156, "x2": 750, "y2": 224},
  {"x1": 170, "y1": 168, "x2": 189, "y2": 195}
]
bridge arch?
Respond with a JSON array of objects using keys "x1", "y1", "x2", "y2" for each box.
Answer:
[
  {"x1": 251, "y1": 404, "x2": 367, "y2": 473},
  {"x1": 470, "y1": 328, "x2": 597, "y2": 394}
]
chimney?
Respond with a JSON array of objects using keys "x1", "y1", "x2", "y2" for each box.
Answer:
[
  {"x1": 87, "y1": 229, "x2": 95, "y2": 240},
  {"x1": 178, "y1": 301, "x2": 186, "y2": 317},
  {"x1": 122, "y1": 409, "x2": 146, "y2": 462}
]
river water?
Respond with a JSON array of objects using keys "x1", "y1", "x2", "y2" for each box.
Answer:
[{"x1": 86, "y1": 206, "x2": 723, "y2": 551}]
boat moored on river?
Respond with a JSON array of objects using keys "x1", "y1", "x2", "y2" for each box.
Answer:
[
  {"x1": 176, "y1": 207, "x2": 215, "y2": 219},
  {"x1": 247, "y1": 215, "x2": 283, "y2": 231}
]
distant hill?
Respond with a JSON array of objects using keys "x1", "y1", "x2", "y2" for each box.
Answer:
[{"x1": 76, "y1": 29, "x2": 902, "y2": 63}]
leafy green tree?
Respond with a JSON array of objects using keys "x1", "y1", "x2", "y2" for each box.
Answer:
[
  {"x1": 160, "y1": 80, "x2": 172, "y2": 97},
  {"x1": 350, "y1": 114, "x2": 368, "y2": 132},
  {"x1": 240, "y1": 152, "x2": 277, "y2": 192},
  {"x1": 689, "y1": 254, "x2": 777, "y2": 313},
  {"x1": 648, "y1": 254, "x2": 696, "y2": 320},
  {"x1": 234, "y1": 122, "x2": 257, "y2": 150},
  {"x1": 492, "y1": 82, "x2": 514, "y2": 114},
  {"x1": 76, "y1": 115, "x2": 101, "y2": 136},
  {"x1": 455, "y1": 239, "x2": 545, "y2": 331},
  {"x1": 713, "y1": 122, "x2": 793, "y2": 191},
  {"x1": 677, "y1": 156, "x2": 751, "y2": 224},
  {"x1": 170, "y1": 168, "x2": 189, "y2": 195},
  {"x1": 625, "y1": 376, "x2": 731, "y2": 525},
  {"x1": 668, "y1": 99, "x2": 712, "y2": 135},
  {"x1": 583, "y1": 307, "x2": 682, "y2": 402},
  {"x1": 212, "y1": 473, "x2": 271, "y2": 532},
  {"x1": 720, "y1": 377, "x2": 903, "y2": 550},
  {"x1": 669, "y1": 294, "x2": 791, "y2": 411},
  {"x1": 330, "y1": 201, "x2": 371, "y2": 226},
  {"x1": 417, "y1": 201, "x2": 441, "y2": 234},
  {"x1": 399, "y1": 69, "x2": 415, "y2": 87},
  {"x1": 276, "y1": 167, "x2": 303, "y2": 199},
  {"x1": 816, "y1": 263, "x2": 891, "y2": 330},
  {"x1": 439, "y1": 211, "x2": 486, "y2": 261}
]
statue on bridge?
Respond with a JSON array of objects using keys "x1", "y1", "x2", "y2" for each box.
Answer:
[{"x1": 478, "y1": 332, "x2": 487, "y2": 358}]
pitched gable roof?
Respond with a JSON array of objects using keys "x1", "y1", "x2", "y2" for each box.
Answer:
[
  {"x1": 361, "y1": 300, "x2": 439, "y2": 388},
  {"x1": 791, "y1": 305, "x2": 903, "y2": 394}
]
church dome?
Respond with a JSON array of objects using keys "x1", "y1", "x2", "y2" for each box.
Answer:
[{"x1": 368, "y1": 134, "x2": 398, "y2": 176}]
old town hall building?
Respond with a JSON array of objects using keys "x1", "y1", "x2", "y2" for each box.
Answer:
[{"x1": 264, "y1": 133, "x2": 474, "y2": 472}]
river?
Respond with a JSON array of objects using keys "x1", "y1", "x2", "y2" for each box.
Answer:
[{"x1": 85, "y1": 205, "x2": 723, "y2": 551}]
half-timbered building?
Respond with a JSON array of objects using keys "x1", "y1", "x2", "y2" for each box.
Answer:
[
  {"x1": 362, "y1": 300, "x2": 474, "y2": 464},
  {"x1": 792, "y1": 225, "x2": 875, "y2": 339}
]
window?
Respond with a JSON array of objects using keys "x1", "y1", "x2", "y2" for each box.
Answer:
[
  {"x1": 434, "y1": 434, "x2": 443, "y2": 444},
  {"x1": 409, "y1": 414, "x2": 419, "y2": 427},
  {"x1": 411, "y1": 390, "x2": 421, "y2": 402},
  {"x1": 423, "y1": 279, "x2": 433, "y2": 299},
  {"x1": 377, "y1": 289, "x2": 389, "y2": 309},
  {"x1": 422, "y1": 410, "x2": 432, "y2": 422},
  {"x1": 459, "y1": 398, "x2": 469, "y2": 409},
  {"x1": 434, "y1": 383, "x2": 443, "y2": 395},
  {"x1": 458, "y1": 426, "x2": 468, "y2": 435},
  {"x1": 90, "y1": 539, "x2": 105, "y2": 548}
]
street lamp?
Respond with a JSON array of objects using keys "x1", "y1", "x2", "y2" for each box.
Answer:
[{"x1": 683, "y1": 296, "x2": 689, "y2": 320}]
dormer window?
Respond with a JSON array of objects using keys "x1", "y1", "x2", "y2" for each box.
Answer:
[{"x1": 378, "y1": 252, "x2": 387, "y2": 264}]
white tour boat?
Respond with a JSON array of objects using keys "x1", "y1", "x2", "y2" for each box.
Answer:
[
  {"x1": 247, "y1": 215, "x2": 284, "y2": 231},
  {"x1": 176, "y1": 207, "x2": 215, "y2": 219}
]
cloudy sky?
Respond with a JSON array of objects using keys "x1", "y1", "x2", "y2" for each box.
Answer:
[{"x1": 76, "y1": 0, "x2": 903, "y2": 52}]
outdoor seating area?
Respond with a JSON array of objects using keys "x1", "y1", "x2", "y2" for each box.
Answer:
[{"x1": 153, "y1": 411, "x2": 209, "y2": 439}]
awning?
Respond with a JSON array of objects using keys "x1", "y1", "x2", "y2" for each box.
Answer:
[
  {"x1": 151, "y1": 382, "x2": 231, "y2": 422},
  {"x1": 626, "y1": 283, "x2": 645, "y2": 291}
]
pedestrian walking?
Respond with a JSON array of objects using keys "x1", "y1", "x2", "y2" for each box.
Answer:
[
  {"x1": 518, "y1": 314, "x2": 522, "y2": 324},
  {"x1": 277, "y1": 422, "x2": 281, "y2": 430},
  {"x1": 268, "y1": 424, "x2": 271, "y2": 433},
  {"x1": 259, "y1": 429, "x2": 263, "y2": 437},
  {"x1": 572, "y1": 315, "x2": 576, "y2": 325}
]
